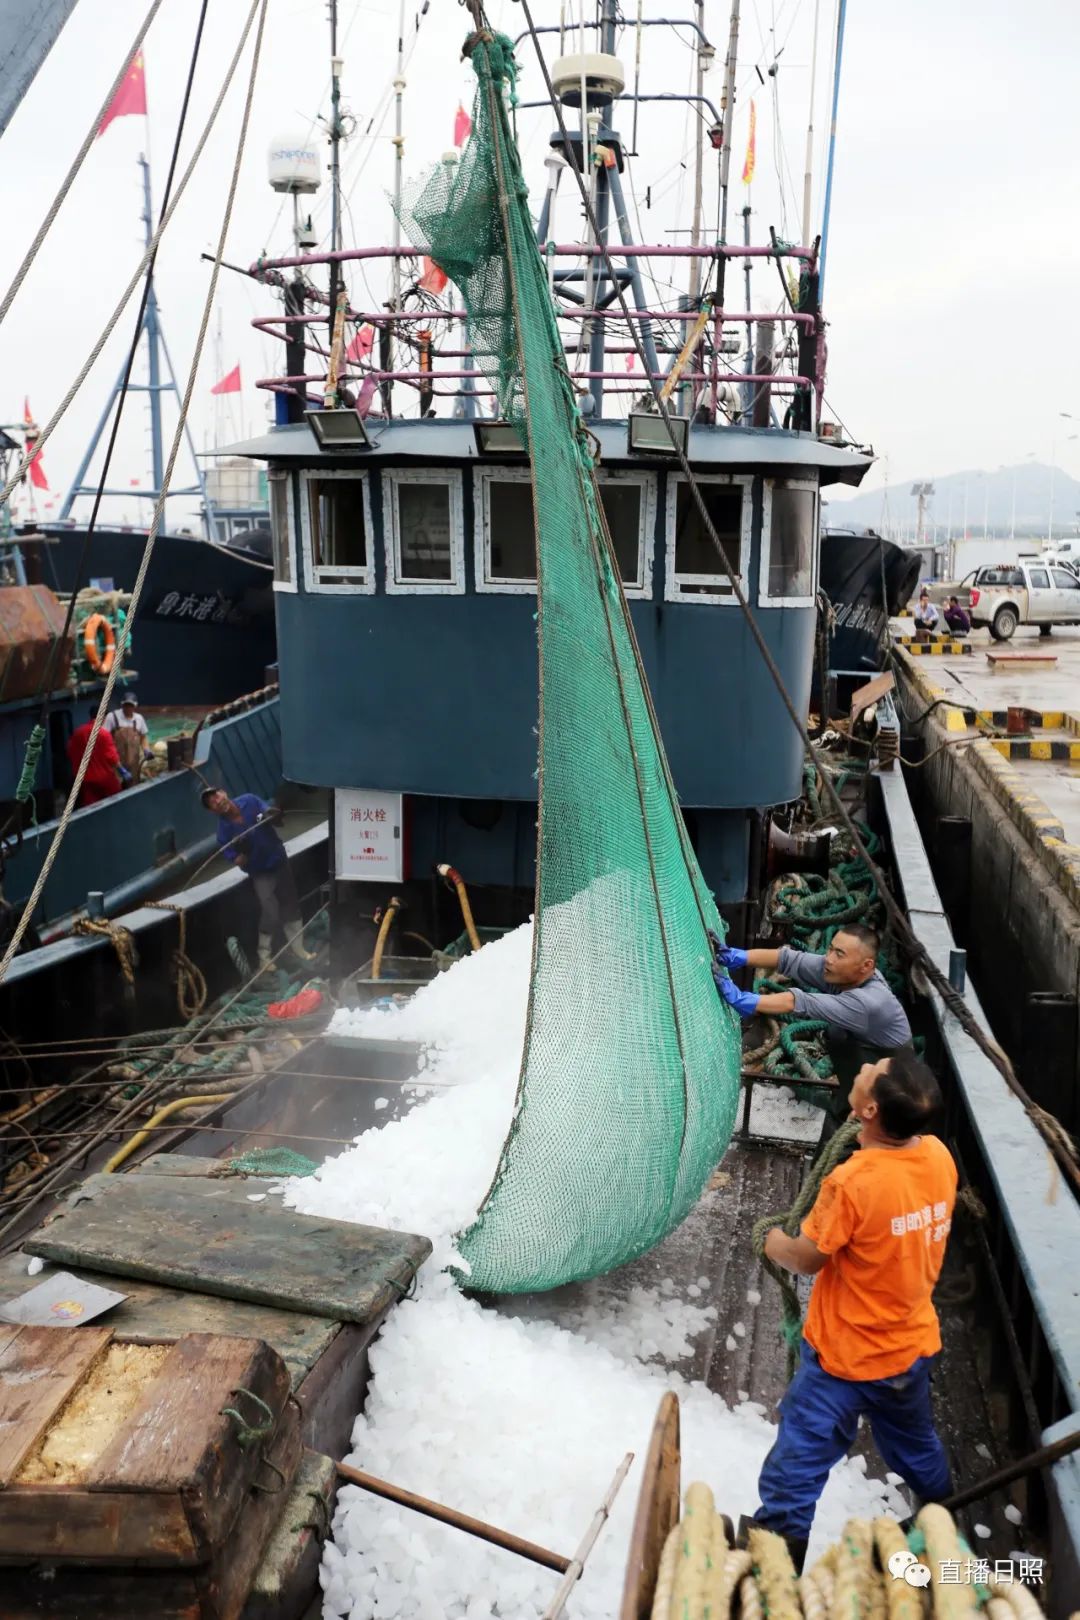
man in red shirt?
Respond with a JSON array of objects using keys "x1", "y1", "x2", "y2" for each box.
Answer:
[
  {"x1": 749, "y1": 1049, "x2": 956, "y2": 1568},
  {"x1": 67, "y1": 710, "x2": 128, "y2": 807}
]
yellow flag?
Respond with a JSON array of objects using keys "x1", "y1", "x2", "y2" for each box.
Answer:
[{"x1": 741, "y1": 99, "x2": 757, "y2": 185}]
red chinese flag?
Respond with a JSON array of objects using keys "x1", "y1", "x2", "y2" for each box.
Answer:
[
  {"x1": 453, "y1": 104, "x2": 472, "y2": 147},
  {"x1": 419, "y1": 257, "x2": 448, "y2": 295},
  {"x1": 98, "y1": 51, "x2": 148, "y2": 138},
  {"x1": 210, "y1": 364, "x2": 242, "y2": 395},
  {"x1": 346, "y1": 324, "x2": 375, "y2": 363},
  {"x1": 23, "y1": 397, "x2": 48, "y2": 491}
]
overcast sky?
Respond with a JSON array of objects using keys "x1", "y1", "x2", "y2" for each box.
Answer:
[{"x1": 1, "y1": 0, "x2": 1077, "y2": 527}]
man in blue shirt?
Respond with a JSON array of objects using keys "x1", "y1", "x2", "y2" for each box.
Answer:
[{"x1": 202, "y1": 788, "x2": 303, "y2": 971}]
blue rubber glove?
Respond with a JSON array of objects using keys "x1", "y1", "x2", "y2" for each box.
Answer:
[
  {"x1": 118, "y1": 765, "x2": 132, "y2": 784},
  {"x1": 715, "y1": 973, "x2": 760, "y2": 1018},
  {"x1": 716, "y1": 943, "x2": 748, "y2": 969}
]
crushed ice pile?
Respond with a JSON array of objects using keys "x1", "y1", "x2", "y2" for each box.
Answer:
[{"x1": 288, "y1": 925, "x2": 904, "y2": 1619}]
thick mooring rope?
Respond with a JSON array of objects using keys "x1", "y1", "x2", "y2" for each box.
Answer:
[{"x1": 751, "y1": 1120, "x2": 862, "y2": 1378}]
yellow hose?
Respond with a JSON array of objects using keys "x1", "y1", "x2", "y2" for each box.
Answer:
[
  {"x1": 437, "y1": 863, "x2": 482, "y2": 952},
  {"x1": 371, "y1": 895, "x2": 402, "y2": 981},
  {"x1": 103, "y1": 1094, "x2": 231, "y2": 1173}
]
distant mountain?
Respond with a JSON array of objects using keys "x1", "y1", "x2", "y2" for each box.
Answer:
[{"x1": 823, "y1": 463, "x2": 1080, "y2": 538}]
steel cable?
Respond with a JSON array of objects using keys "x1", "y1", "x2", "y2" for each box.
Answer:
[
  {"x1": 0, "y1": 0, "x2": 166, "y2": 332},
  {"x1": 0, "y1": 0, "x2": 264, "y2": 512},
  {"x1": 0, "y1": 0, "x2": 271, "y2": 981}
]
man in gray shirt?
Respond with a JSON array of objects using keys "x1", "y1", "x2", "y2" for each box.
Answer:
[{"x1": 713, "y1": 924, "x2": 911, "y2": 1132}]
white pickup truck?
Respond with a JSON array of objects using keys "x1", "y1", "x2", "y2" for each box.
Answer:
[{"x1": 966, "y1": 559, "x2": 1080, "y2": 640}]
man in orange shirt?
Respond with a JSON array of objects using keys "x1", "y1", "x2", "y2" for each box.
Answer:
[{"x1": 749, "y1": 1048, "x2": 956, "y2": 1568}]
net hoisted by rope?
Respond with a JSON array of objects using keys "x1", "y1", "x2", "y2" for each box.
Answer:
[{"x1": 400, "y1": 29, "x2": 741, "y2": 1294}]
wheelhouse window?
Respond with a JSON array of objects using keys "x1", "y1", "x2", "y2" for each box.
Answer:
[
  {"x1": 268, "y1": 469, "x2": 294, "y2": 590},
  {"x1": 760, "y1": 478, "x2": 818, "y2": 605},
  {"x1": 476, "y1": 468, "x2": 652, "y2": 596},
  {"x1": 384, "y1": 471, "x2": 464, "y2": 593},
  {"x1": 665, "y1": 474, "x2": 750, "y2": 603},
  {"x1": 301, "y1": 472, "x2": 373, "y2": 592}
]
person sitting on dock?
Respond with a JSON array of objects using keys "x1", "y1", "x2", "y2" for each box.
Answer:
[
  {"x1": 201, "y1": 787, "x2": 306, "y2": 972},
  {"x1": 67, "y1": 707, "x2": 129, "y2": 807},
  {"x1": 713, "y1": 926, "x2": 912, "y2": 1136},
  {"x1": 104, "y1": 693, "x2": 153, "y2": 784},
  {"x1": 912, "y1": 588, "x2": 939, "y2": 635},
  {"x1": 942, "y1": 595, "x2": 971, "y2": 636},
  {"x1": 748, "y1": 1049, "x2": 956, "y2": 1571}
]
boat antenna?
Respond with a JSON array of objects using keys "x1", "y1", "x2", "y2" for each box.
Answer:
[
  {"x1": 817, "y1": 0, "x2": 848, "y2": 300},
  {"x1": 800, "y1": 0, "x2": 823, "y2": 245}
]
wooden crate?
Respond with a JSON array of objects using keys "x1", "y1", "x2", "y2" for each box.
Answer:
[{"x1": 0, "y1": 1326, "x2": 294, "y2": 1566}]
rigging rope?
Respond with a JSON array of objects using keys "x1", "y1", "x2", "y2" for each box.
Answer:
[
  {"x1": 0, "y1": 0, "x2": 214, "y2": 843},
  {"x1": 515, "y1": 0, "x2": 1080, "y2": 1202},
  {"x1": 0, "y1": 0, "x2": 264, "y2": 514},
  {"x1": 0, "y1": 0, "x2": 166, "y2": 333},
  {"x1": 0, "y1": 0, "x2": 271, "y2": 983}
]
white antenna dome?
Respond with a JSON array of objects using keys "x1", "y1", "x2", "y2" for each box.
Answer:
[{"x1": 268, "y1": 136, "x2": 321, "y2": 195}]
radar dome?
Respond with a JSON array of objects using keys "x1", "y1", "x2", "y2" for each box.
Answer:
[{"x1": 268, "y1": 136, "x2": 321, "y2": 195}]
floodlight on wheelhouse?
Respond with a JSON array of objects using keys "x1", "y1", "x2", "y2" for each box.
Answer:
[
  {"x1": 473, "y1": 421, "x2": 526, "y2": 456},
  {"x1": 305, "y1": 408, "x2": 372, "y2": 450},
  {"x1": 627, "y1": 412, "x2": 690, "y2": 457}
]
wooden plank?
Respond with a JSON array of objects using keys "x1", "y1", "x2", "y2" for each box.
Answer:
[
  {"x1": 0, "y1": 1484, "x2": 195, "y2": 1563},
  {"x1": 25, "y1": 1173, "x2": 432, "y2": 1325},
  {"x1": 619, "y1": 1392, "x2": 681, "y2": 1620},
  {"x1": 0, "y1": 1252, "x2": 338, "y2": 1387},
  {"x1": 849, "y1": 670, "x2": 895, "y2": 727},
  {"x1": 91, "y1": 1333, "x2": 292, "y2": 1563},
  {"x1": 0, "y1": 1324, "x2": 112, "y2": 1486}
]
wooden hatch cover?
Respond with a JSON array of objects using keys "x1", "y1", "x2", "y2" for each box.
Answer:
[
  {"x1": 619, "y1": 1391, "x2": 681, "y2": 1620},
  {"x1": 0, "y1": 1326, "x2": 295, "y2": 1568},
  {"x1": 23, "y1": 1171, "x2": 431, "y2": 1323}
]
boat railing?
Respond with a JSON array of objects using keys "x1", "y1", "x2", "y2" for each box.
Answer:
[{"x1": 248, "y1": 241, "x2": 822, "y2": 419}]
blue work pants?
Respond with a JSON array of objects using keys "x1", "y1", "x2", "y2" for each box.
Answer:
[{"x1": 753, "y1": 1340, "x2": 952, "y2": 1540}]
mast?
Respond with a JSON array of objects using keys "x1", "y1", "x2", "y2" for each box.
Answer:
[
  {"x1": 817, "y1": 0, "x2": 848, "y2": 301},
  {"x1": 328, "y1": 0, "x2": 343, "y2": 347},
  {"x1": 717, "y1": 0, "x2": 741, "y2": 252},
  {"x1": 140, "y1": 154, "x2": 165, "y2": 497},
  {"x1": 391, "y1": 0, "x2": 406, "y2": 321},
  {"x1": 687, "y1": 0, "x2": 706, "y2": 304}
]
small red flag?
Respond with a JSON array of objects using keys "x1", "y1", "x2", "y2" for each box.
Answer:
[
  {"x1": 453, "y1": 104, "x2": 472, "y2": 147},
  {"x1": 98, "y1": 51, "x2": 148, "y2": 138},
  {"x1": 210, "y1": 364, "x2": 241, "y2": 395},
  {"x1": 625, "y1": 352, "x2": 635, "y2": 372},
  {"x1": 346, "y1": 324, "x2": 375, "y2": 363},
  {"x1": 419, "y1": 257, "x2": 447, "y2": 295},
  {"x1": 23, "y1": 397, "x2": 48, "y2": 491}
]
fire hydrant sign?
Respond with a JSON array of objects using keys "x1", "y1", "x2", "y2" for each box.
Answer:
[{"x1": 335, "y1": 789, "x2": 403, "y2": 881}]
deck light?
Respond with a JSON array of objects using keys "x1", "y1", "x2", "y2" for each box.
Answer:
[
  {"x1": 627, "y1": 412, "x2": 689, "y2": 457},
  {"x1": 305, "y1": 407, "x2": 372, "y2": 450},
  {"x1": 473, "y1": 421, "x2": 526, "y2": 456}
]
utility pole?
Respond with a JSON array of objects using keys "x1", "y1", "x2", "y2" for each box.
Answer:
[{"x1": 717, "y1": 0, "x2": 741, "y2": 254}]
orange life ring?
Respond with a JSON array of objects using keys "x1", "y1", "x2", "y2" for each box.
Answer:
[{"x1": 83, "y1": 613, "x2": 116, "y2": 675}]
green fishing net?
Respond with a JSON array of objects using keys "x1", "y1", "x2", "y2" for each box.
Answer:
[{"x1": 401, "y1": 32, "x2": 741, "y2": 1293}]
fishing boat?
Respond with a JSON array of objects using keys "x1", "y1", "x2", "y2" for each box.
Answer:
[{"x1": 0, "y1": 2, "x2": 1077, "y2": 1617}]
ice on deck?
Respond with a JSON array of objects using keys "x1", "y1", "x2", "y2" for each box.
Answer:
[{"x1": 288, "y1": 927, "x2": 903, "y2": 1619}]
